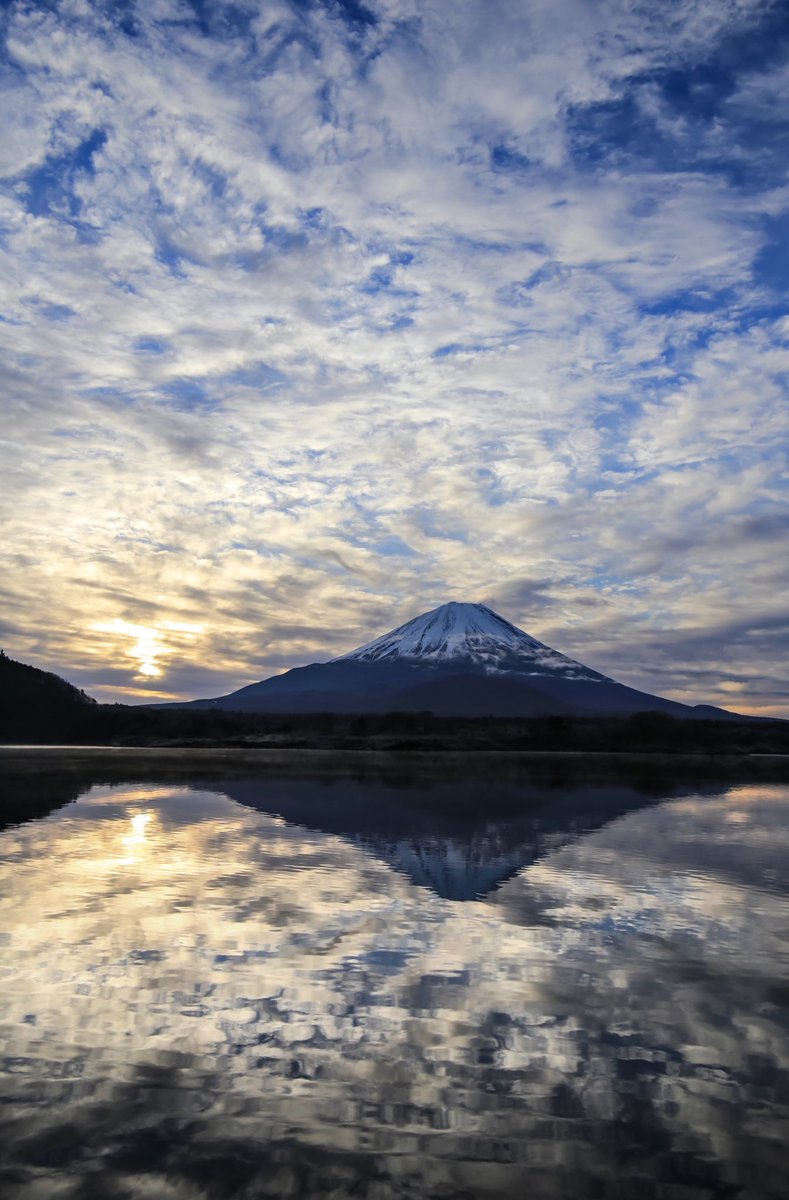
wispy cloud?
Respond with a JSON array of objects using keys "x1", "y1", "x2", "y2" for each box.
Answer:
[{"x1": 0, "y1": 0, "x2": 787, "y2": 714}]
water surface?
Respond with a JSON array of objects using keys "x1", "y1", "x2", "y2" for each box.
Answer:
[{"x1": 1, "y1": 770, "x2": 788, "y2": 1198}]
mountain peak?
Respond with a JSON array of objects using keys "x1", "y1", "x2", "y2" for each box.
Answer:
[
  {"x1": 176, "y1": 599, "x2": 736, "y2": 717},
  {"x1": 335, "y1": 600, "x2": 591, "y2": 673}
]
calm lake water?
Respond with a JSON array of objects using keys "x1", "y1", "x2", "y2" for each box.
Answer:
[{"x1": 1, "y1": 767, "x2": 788, "y2": 1198}]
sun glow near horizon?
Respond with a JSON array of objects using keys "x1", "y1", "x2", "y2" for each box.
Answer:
[{"x1": 92, "y1": 619, "x2": 204, "y2": 681}]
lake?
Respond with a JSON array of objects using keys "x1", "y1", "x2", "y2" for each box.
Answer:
[{"x1": 1, "y1": 755, "x2": 788, "y2": 1198}]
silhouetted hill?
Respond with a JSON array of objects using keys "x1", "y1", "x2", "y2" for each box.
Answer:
[{"x1": 0, "y1": 650, "x2": 96, "y2": 742}]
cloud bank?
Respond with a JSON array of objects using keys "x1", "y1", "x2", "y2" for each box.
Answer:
[{"x1": 1, "y1": 0, "x2": 788, "y2": 712}]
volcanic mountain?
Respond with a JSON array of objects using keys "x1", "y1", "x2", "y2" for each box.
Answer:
[{"x1": 180, "y1": 601, "x2": 729, "y2": 718}]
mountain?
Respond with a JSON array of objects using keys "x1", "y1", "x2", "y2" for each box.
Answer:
[
  {"x1": 0, "y1": 650, "x2": 96, "y2": 741},
  {"x1": 177, "y1": 601, "x2": 735, "y2": 719}
]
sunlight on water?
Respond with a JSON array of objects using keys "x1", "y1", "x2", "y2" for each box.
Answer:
[{"x1": 0, "y1": 776, "x2": 788, "y2": 1198}]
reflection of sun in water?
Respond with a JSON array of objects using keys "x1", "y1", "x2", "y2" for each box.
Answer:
[
  {"x1": 121, "y1": 811, "x2": 154, "y2": 859},
  {"x1": 130, "y1": 813, "x2": 152, "y2": 837}
]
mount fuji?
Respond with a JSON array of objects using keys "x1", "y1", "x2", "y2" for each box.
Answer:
[{"x1": 177, "y1": 602, "x2": 731, "y2": 718}]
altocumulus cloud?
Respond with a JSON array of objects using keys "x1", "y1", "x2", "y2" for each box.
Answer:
[{"x1": 0, "y1": 0, "x2": 788, "y2": 714}]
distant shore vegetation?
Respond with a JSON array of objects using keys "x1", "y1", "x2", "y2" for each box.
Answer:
[{"x1": 1, "y1": 651, "x2": 788, "y2": 759}]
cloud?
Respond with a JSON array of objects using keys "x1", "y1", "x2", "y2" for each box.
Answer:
[{"x1": 0, "y1": 0, "x2": 787, "y2": 713}]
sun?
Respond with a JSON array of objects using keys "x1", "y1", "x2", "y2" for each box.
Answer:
[{"x1": 93, "y1": 619, "x2": 203, "y2": 680}]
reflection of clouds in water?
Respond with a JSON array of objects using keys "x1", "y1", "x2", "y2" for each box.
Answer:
[{"x1": 0, "y1": 784, "x2": 788, "y2": 1198}]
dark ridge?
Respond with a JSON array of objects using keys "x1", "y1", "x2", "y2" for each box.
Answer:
[{"x1": 0, "y1": 649, "x2": 96, "y2": 742}]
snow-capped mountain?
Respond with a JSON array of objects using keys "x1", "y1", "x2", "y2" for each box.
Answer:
[
  {"x1": 336, "y1": 601, "x2": 602, "y2": 681},
  {"x1": 173, "y1": 600, "x2": 731, "y2": 718}
]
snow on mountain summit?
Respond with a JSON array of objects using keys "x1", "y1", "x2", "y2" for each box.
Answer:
[{"x1": 336, "y1": 601, "x2": 603, "y2": 680}]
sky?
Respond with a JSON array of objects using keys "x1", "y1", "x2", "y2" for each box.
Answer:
[{"x1": 0, "y1": 0, "x2": 788, "y2": 715}]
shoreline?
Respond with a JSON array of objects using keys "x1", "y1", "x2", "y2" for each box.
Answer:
[{"x1": 2, "y1": 744, "x2": 789, "y2": 781}]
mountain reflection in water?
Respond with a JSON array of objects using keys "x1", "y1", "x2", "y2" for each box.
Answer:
[
  {"x1": 220, "y1": 775, "x2": 669, "y2": 900},
  {"x1": 0, "y1": 774, "x2": 788, "y2": 1199}
]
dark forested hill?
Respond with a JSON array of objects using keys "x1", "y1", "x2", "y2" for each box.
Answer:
[{"x1": 0, "y1": 650, "x2": 96, "y2": 741}]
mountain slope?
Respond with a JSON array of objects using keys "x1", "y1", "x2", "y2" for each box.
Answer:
[
  {"x1": 178, "y1": 601, "x2": 734, "y2": 718},
  {"x1": 0, "y1": 650, "x2": 96, "y2": 741}
]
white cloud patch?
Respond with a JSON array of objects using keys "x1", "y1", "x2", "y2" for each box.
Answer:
[{"x1": 0, "y1": 0, "x2": 787, "y2": 715}]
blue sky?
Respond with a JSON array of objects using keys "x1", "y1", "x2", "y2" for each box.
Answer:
[{"x1": 0, "y1": 0, "x2": 788, "y2": 714}]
